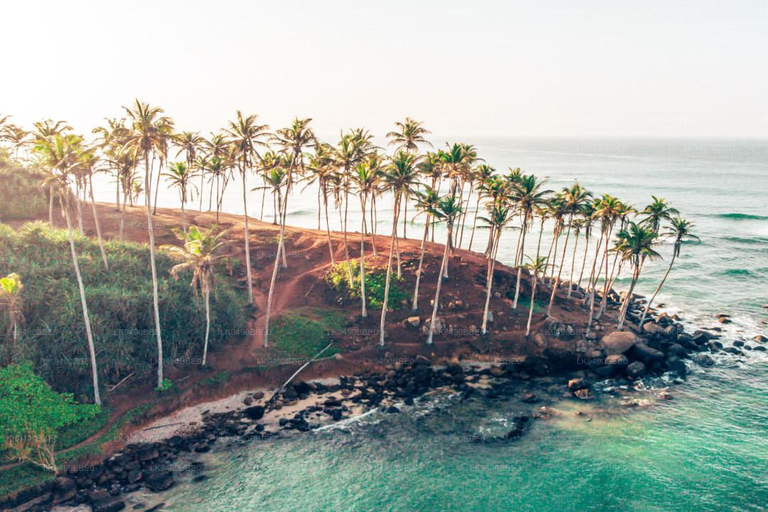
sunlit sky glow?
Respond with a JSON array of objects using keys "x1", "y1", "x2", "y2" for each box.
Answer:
[{"x1": 3, "y1": 0, "x2": 767, "y2": 138}]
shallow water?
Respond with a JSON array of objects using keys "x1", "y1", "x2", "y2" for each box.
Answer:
[{"x1": 93, "y1": 138, "x2": 768, "y2": 511}]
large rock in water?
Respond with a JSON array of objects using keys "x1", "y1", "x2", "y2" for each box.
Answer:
[
  {"x1": 601, "y1": 331, "x2": 638, "y2": 354},
  {"x1": 626, "y1": 361, "x2": 646, "y2": 379},
  {"x1": 693, "y1": 353, "x2": 715, "y2": 367},
  {"x1": 630, "y1": 343, "x2": 665, "y2": 363}
]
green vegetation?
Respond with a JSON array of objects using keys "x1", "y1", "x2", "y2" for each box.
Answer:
[
  {"x1": 0, "y1": 363, "x2": 100, "y2": 470},
  {"x1": 0, "y1": 221, "x2": 247, "y2": 397},
  {"x1": 270, "y1": 308, "x2": 344, "y2": 359},
  {"x1": 0, "y1": 463, "x2": 53, "y2": 501},
  {"x1": 197, "y1": 370, "x2": 231, "y2": 390},
  {"x1": 325, "y1": 261, "x2": 407, "y2": 309},
  {"x1": 0, "y1": 164, "x2": 48, "y2": 220}
]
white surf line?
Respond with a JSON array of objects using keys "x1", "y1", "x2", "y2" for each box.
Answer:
[{"x1": 314, "y1": 408, "x2": 380, "y2": 432}]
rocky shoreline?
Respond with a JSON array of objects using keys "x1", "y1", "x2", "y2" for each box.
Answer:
[{"x1": 6, "y1": 303, "x2": 765, "y2": 512}]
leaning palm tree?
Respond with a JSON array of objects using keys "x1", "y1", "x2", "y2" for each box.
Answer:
[
  {"x1": 639, "y1": 217, "x2": 699, "y2": 326},
  {"x1": 0, "y1": 273, "x2": 24, "y2": 359},
  {"x1": 379, "y1": 151, "x2": 421, "y2": 345},
  {"x1": 173, "y1": 131, "x2": 204, "y2": 209},
  {"x1": 410, "y1": 186, "x2": 440, "y2": 310},
  {"x1": 78, "y1": 148, "x2": 109, "y2": 270},
  {"x1": 586, "y1": 194, "x2": 623, "y2": 330},
  {"x1": 123, "y1": 99, "x2": 174, "y2": 388},
  {"x1": 480, "y1": 203, "x2": 513, "y2": 334},
  {"x1": 164, "y1": 162, "x2": 198, "y2": 232},
  {"x1": 524, "y1": 256, "x2": 548, "y2": 337},
  {"x1": 426, "y1": 194, "x2": 463, "y2": 345},
  {"x1": 614, "y1": 222, "x2": 661, "y2": 329},
  {"x1": 35, "y1": 134, "x2": 101, "y2": 405},
  {"x1": 264, "y1": 118, "x2": 315, "y2": 348},
  {"x1": 163, "y1": 226, "x2": 229, "y2": 365},
  {"x1": 225, "y1": 111, "x2": 270, "y2": 306}
]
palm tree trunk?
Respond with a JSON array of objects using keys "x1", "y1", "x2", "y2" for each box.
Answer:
[
  {"x1": 202, "y1": 284, "x2": 211, "y2": 365},
  {"x1": 379, "y1": 195, "x2": 400, "y2": 346},
  {"x1": 88, "y1": 174, "x2": 109, "y2": 270},
  {"x1": 617, "y1": 265, "x2": 640, "y2": 330},
  {"x1": 481, "y1": 231, "x2": 500, "y2": 334},
  {"x1": 577, "y1": 234, "x2": 591, "y2": 292},
  {"x1": 144, "y1": 153, "x2": 164, "y2": 387},
  {"x1": 547, "y1": 221, "x2": 572, "y2": 316},
  {"x1": 402, "y1": 193, "x2": 408, "y2": 239},
  {"x1": 411, "y1": 216, "x2": 430, "y2": 310},
  {"x1": 526, "y1": 275, "x2": 537, "y2": 337},
  {"x1": 241, "y1": 167, "x2": 254, "y2": 305},
  {"x1": 640, "y1": 253, "x2": 677, "y2": 326},
  {"x1": 199, "y1": 172, "x2": 205, "y2": 211},
  {"x1": 343, "y1": 187, "x2": 354, "y2": 286},
  {"x1": 370, "y1": 194, "x2": 378, "y2": 256},
  {"x1": 567, "y1": 232, "x2": 579, "y2": 298},
  {"x1": 63, "y1": 193, "x2": 101, "y2": 405},
  {"x1": 512, "y1": 223, "x2": 528, "y2": 309},
  {"x1": 152, "y1": 158, "x2": 162, "y2": 214},
  {"x1": 427, "y1": 224, "x2": 452, "y2": 345},
  {"x1": 467, "y1": 193, "x2": 482, "y2": 252},
  {"x1": 458, "y1": 184, "x2": 473, "y2": 248},
  {"x1": 323, "y1": 188, "x2": 335, "y2": 265},
  {"x1": 48, "y1": 185, "x2": 54, "y2": 225},
  {"x1": 359, "y1": 195, "x2": 368, "y2": 318},
  {"x1": 586, "y1": 231, "x2": 605, "y2": 333}
]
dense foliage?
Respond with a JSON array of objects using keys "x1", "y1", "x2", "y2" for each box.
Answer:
[
  {"x1": 0, "y1": 163, "x2": 48, "y2": 220},
  {"x1": 0, "y1": 222, "x2": 247, "y2": 398}
]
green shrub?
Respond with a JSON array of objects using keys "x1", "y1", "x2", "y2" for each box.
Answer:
[
  {"x1": 271, "y1": 308, "x2": 344, "y2": 359},
  {"x1": 324, "y1": 261, "x2": 408, "y2": 309},
  {"x1": 0, "y1": 222, "x2": 248, "y2": 397}
]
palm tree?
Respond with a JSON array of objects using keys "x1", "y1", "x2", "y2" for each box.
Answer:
[
  {"x1": 306, "y1": 143, "x2": 339, "y2": 262},
  {"x1": 386, "y1": 117, "x2": 432, "y2": 153},
  {"x1": 547, "y1": 183, "x2": 592, "y2": 316},
  {"x1": 0, "y1": 273, "x2": 24, "y2": 359},
  {"x1": 163, "y1": 226, "x2": 229, "y2": 365},
  {"x1": 351, "y1": 153, "x2": 383, "y2": 318},
  {"x1": 123, "y1": 99, "x2": 174, "y2": 388},
  {"x1": 264, "y1": 118, "x2": 315, "y2": 348},
  {"x1": 164, "y1": 162, "x2": 198, "y2": 232},
  {"x1": 586, "y1": 194, "x2": 622, "y2": 329},
  {"x1": 641, "y1": 196, "x2": 679, "y2": 233},
  {"x1": 426, "y1": 194, "x2": 463, "y2": 345},
  {"x1": 466, "y1": 164, "x2": 495, "y2": 251},
  {"x1": 411, "y1": 187, "x2": 440, "y2": 310},
  {"x1": 524, "y1": 256, "x2": 548, "y2": 337},
  {"x1": 510, "y1": 174, "x2": 550, "y2": 308},
  {"x1": 93, "y1": 117, "x2": 130, "y2": 212},
  {"x1": 480, "y1": 203, "x2": 513, "y2": 334},
  {"x1": 614, "y1": 222, "x2": 661, "y2": 329},
  {"x1": 379, "y1": 151, "x2": 421, "y2": 345},
  {"x1": 35, "y1": 134, "x2": 101, "y2": 405},
  {"x1": 225, "y1": 111, "x2": 270, "y2": 306},
  {"x1": 639, "y1": 217, "x2": 699, "y2": 326},
  {"x1": 173, "y1": 131, "x2": 204, "y2": 210}
]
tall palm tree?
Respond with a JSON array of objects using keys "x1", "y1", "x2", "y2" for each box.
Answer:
[
  {"x1": 379, "y1": 151, "x2": 421, "y2": 345},
  {"x1": 510, "y1": 174, "x2": 550, "y2": 308},
  {"x1": 586, "y1": 194, "x2": 622, "y2": 330},
  {"x1": 411, "y1": 187, "x2": 440, "y2": 310},
  {"x1": 524, "y1": 256, "x2": 548, "y2": 337},
  {"x1": 640, "y1": 217, "x2": 698, "y2": 326},
  {"x1": 93, "y1": 117, "x2": 130, "y2": 212},
  {"x1": 547, "y1": 183, "x2": 592, "y2": 316},
  {"x1": 164, "y1": 162, "x2": 198, "y2": 232},
  {"x1": 35, "y1": 134, "x2": 101, "y2": 405},
  {"x1": 173, "y1": 131, "x2": 204, "y2": 210},
  {"x1": 123, "y1": 99, "x2": 174, "y2": 388},
  {"x1": 225, "y1": 111, "x2": 270, "y2": 306},
  {"x1": 306, "y1": 143, "x2": 340, "y2": 262},
  {"x1": 0, "y1": 273, "x2": 24, "y2": 359},
  {"x1": 614, "y1": 222, "x2": 660, "y2": 329},
  {"x1": 466, "y1": 164, "x2": 495, "y2": 251},
  {"x1": 596, "y1": 200, "x2": 635, "y2": 320},
  {"x1": 351, "y1": 153, "x2": 383, "y2": 318},
  {"x1": 480, "y1": 203, "x2": 513, "y2": 334},
  {"x1": 264, "y1": 118, "x2": 315, "y2": 348},
  {"x1": 163, "y1": 226, "x2": 229, "y2": 365},
  {"x1": 426, "y1": 194, "x2": 463, "y2": 345}
]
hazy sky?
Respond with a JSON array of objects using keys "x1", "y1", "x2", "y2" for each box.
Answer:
[{"x1": 2, "y1": 0, "x2": 767, "y2": 138}]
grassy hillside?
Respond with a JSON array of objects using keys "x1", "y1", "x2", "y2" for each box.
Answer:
[{"x1": 0, "y1": 221, "x2": 247, "y2": 399}]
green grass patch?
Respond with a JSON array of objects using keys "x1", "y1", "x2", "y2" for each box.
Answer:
[
  {"x1": 325, "y1": 261, "x2": 408, "y2": 309},
  {"x1": 197, "y1": 370, "x2": 231, "y2": 390},
  {"x1": 0, "y1": 463, "x2": 53, "y2": 502},
  {"x1": 270, "y1": 308, "x2": 345, "y2": 359},
  {"x1": 56, "y1": 406, "x2": 111, "y2": 450}
]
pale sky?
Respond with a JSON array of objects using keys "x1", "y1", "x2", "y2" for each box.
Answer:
[{"x1": 2, "y1": 0, "x2": 767, "y2": 138}]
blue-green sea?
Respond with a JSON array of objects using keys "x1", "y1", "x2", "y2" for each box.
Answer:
[{"x1": 95, "y1": 138, "x2": 768, "y2": 511}]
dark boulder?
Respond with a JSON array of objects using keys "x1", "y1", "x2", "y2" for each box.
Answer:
[
  {"x1": 145, "y1": 471, "x2": 175, "y2": 492},
  {"x1": 243, "y1": 405, "x2": 265, "y2": 420},
  {"x1": 692, "y1": 353, "x2": 715, "y2": 367},
  {"x1": 88, "y1": 490, "x2": 125, "y2": 512},
  {"x1": 626, "y1": 361, "x2": 646, "y2": 379},
  {"x1": 630, "y1": 343, "x2": 665, "y2": 363},
  {"x1": 665, "y1": 356, "x2": 687, "y2": 375},
  {"x1": 52, "y1": 476, "x2": 77, "y2": 503}
]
